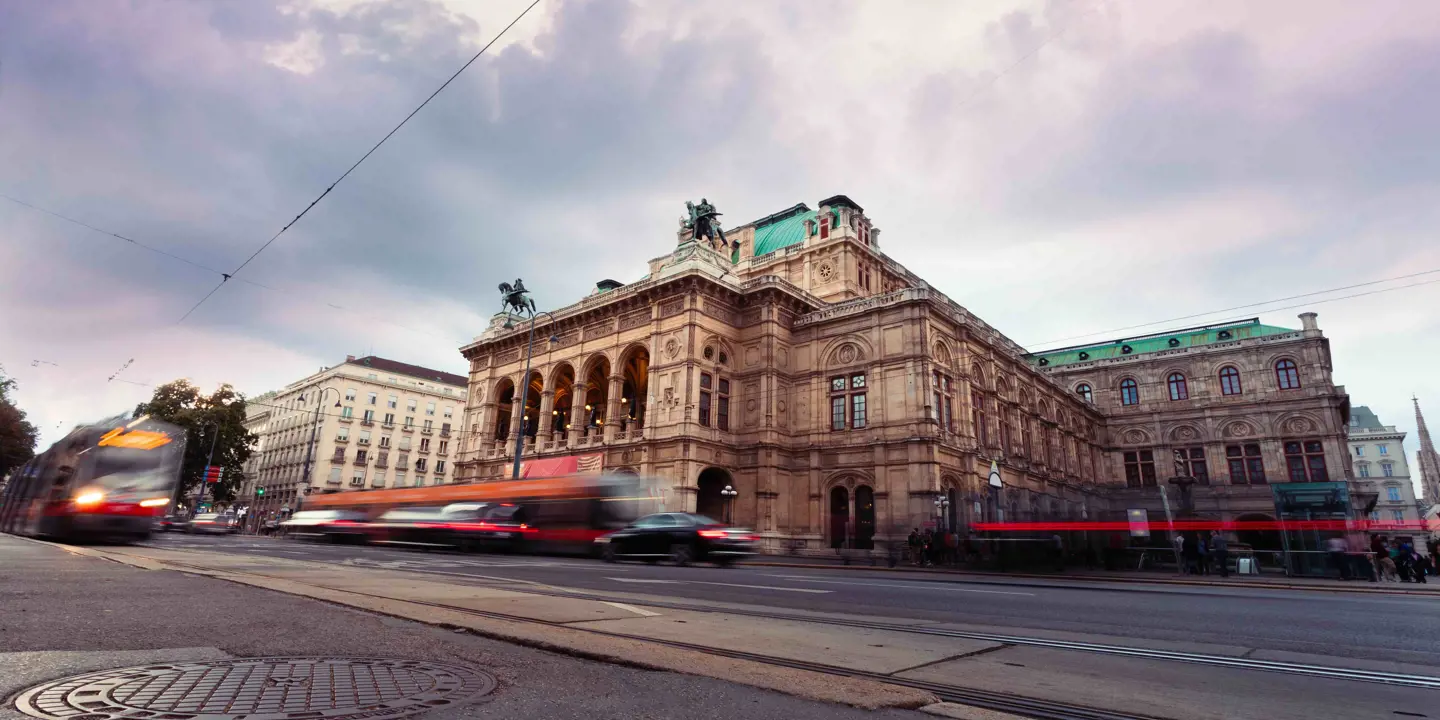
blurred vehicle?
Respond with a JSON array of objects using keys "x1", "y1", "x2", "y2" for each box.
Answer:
[
  {"x1": 0, "y1": 414, "x2": 185, "y2": 544},
  {"x1": 157, "y1": 514, "x2": 189, "y2": 533},
  {"x1": 189, "y1": 513, "x2": 240, "y2": 535},
  {"x1": 279, "y1": 509, "x2": 369, "y2": 543},
  {"x1": 299, "y1": 472, "x2": 659, "y2": 555},
  {"x1": 597, "y1": 513, "x2": 757, "y2": 566},
  {"x1": 258, "y1": 518, "x2": 282, "y2": 536}
]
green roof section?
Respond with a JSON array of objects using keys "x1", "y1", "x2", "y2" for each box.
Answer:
[
  {"x1": 1026, "y1": 319, "x2": 1297, "y2": 368},
  {"x1": 1349, "y1": 406, "x2": 1385, "y2": 431},
  {"x1": 751, "y1": 204, "x2": 840, "y2": 257}
]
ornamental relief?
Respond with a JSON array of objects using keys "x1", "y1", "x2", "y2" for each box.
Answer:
[{"x1": 1120, "y1": 428, "x2": 1151, "y2": 446}]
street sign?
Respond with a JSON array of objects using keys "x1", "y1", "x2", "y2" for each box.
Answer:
[
  {"x1": 987, "y1": 460, "x2": 1002, "y2": 488},
  {"x1": 1127, "y1": 509, "x2": 1150, "y2": 538}
]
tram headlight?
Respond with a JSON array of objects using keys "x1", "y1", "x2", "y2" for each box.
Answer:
[
  {"x1": 140, "y1": 498, "x2": 170, "y2": 508},
  {"x1": 74, "y1": 490, "x2": 105, "y2": 506}
]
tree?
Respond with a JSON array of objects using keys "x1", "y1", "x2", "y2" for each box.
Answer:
[
  {"x1": 0, "y1": 372, "x2": 40, "y2": 480},
  {"x1": 135, "y1": 380, "x2": 256, "y2": 505}
]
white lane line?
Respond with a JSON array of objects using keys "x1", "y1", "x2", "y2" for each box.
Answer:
[
  {"x1": 603, "y1": 601, "x2": 662, "y2": 617},
  {"x1": 606, "y1": 577, "x2": 680, "y2": 584},
  {"x1": 689, "y1": 581, "x2": 832, "y2": 594},
  {"x1": 763, "y1": 575, "x2": 1034, "y2": 596}
]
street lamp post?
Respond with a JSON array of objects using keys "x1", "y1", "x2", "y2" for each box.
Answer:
[
  {"x1": 721, "y1": 484, "x2": 738, "y2": 525},
  {"x1": 298, "y1": 386, "x2": 343, "y2": 501},
  {"x1": 934, "y1": 495, "x2": 950, "y2": 534},
  {"x1": 500, "y1": 280, "x2": 557, "y2": 480},
  {"x1": 191, "y1": 421, "x2": 219, "y2": 518}
]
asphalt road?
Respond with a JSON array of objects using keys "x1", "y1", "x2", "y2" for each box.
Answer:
[
  {"x1": 0, "y1": 535, "x2": 920, "y2": 720},
  {"x1": 143, "y1": 532, "x2": 1440, "y2": 668}
]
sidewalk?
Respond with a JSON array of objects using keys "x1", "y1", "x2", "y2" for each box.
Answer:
[{"x1": 750, "y1": 553, "x2": 1440, "y2": 595}]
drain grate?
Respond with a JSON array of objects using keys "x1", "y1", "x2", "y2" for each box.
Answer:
[{"x1": 13, "y1": 657, "x2": 497, "y2": 720}]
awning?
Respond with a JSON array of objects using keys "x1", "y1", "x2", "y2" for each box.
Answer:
[{"x1": 517, "y1": 452, "x2": 604, "y2": 479}]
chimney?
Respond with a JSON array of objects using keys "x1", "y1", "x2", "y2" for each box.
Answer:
[
  {"x1": 1298, "y1": 312, "x2": 1318, "y2": 332},
  {"x1": 346, "y1": 355, "x2": 356, "y2": 362}
]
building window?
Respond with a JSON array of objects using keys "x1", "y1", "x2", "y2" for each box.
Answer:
[
  {"x1": 397, "y1": 453, "x2": 409, "y2": 469},
  {"x1": 404, "y1": 416, "x2": 414, "y2": 429},
  {"x1": 408, "y1": 399, "x2": 417, "y2": 412},
  {"x1": 377, "y1": 450, "x2": 388, "y2": 466},
  {"x1": 1393, "y1": 510, "x2": 1406, "y2": 523},
  {"x1": 328, "y1": 467, "x2": 342, "y2": 483},
  {"x1": 1167, "y1": 373, "x2": 1189, "y2": 401},
  {"x1": 1226, "y1": 444, "x2": 1266, "y2": 484},
  {"x1": 423, "y1": 419, "x2": 433, "y2": 432},
  {"x1": 1382, "y1": 463, "x2": 1394, "y2": 477},
  {"x1": 699, "y1": 373, "x2": 713, "y2": 427},
  {"x1": 1219, "y1": 366, "x2": 1242, "y2": 396},
  {"x1": 331, "y1": 447, "x2": 346, "y2": 462},
  {"x1": 830, "y1": 374, "x2": 866, "y2": 430},
  {"x1": 358, "y1": 430, "x2": 371, "y2": 445},
  {"x1": 1354, "y1": 445, "x2": 1364, "y2": 456},
  {"x1": 1120, "y1": 379, "x2": 1139, "y2": 406},
  {"x1": 388, "y1": 395, "x2": 398, "y2": 408},
  {"x1": 426, "y1": 402, "x2": 436, "y2": 416},
  {"x1": 1358, "y1": 463, "x2": 1370, "y2": 478},
  {"x1": 1076, "y1": 383, "x2": 1092, "y2": 403},
  {"x1": 1124, "y1": 450, "x2": 1157, "y2": 488},
  {"x1": 341, "y1": 406, "x2": 354, "y2": 418},
  {"x1": 438, "y1": 440, "x2": 448, "y2": 454},
  {"x1": 420, "y1": 438, "x2": 431, "y2": 452},
  {"x1": 383, "y1": 413, "x2": 395, "y2": 426},
  {"x1": 971, "y1": 391, "x2": 987, "y2": 447},
  {"x1": 435, "y1": 460, "x2": 446, "y2": 475},
  {"x1": 362, "y1": 409, "x2": 375, "y2": 423},
  {"x1": 356, "y1": 449, "x2": 368, "y2": 463},
  {"x1": 345, "y1": 388, "x2": 356, "y2": 402},
  {"x1": 416, "y1": 458, "x2": 428, "y2": 473},
  {"x1": 336, "y1": 428, "x2": 349, "y2": 442},
  {"x1": 1284, "y1": 440, "x2": 1328, "y2": 482},
  {"x1": 399, "y1": 436, "x2": 411, "y2": 451},
  {"x1": 351, "y1": 469, "x2": 365, "y2": 486},
  {"x1": 368, "y1": 392, "x2": 377, "y2": 405},
  {"x1": 933, "y1": 372, "x2": 954, "y2": 431},
  {"x1": 1175, "y1": 447, "x2": 1209, "y2": 484},
  {"x1": 717, "y1": 379, "x2": 730, "y2": 431},
  {"x1": 1387, "y1": 487, "x2": 1402, "y2": 502},
  {"x1": 1276, "y1": 359, "x2": 1301, "y2": 390},
  {"x1": 1377, "y1": 444, "x2": 1388, "y2": 455}
]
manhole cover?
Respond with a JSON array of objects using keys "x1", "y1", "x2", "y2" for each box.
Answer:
[{"x1": 13, "y1": 657, "x2": 496, "y2": 720}]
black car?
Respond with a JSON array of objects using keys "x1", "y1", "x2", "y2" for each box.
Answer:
[{"x1": 596, "y1": 512, "x2": 756, "y2": 566}]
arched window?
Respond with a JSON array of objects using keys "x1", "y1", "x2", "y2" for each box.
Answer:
[
  {"x1": 1275, "y1": 359, "x2": 1301, "y2": 390},
  {"x1": 1076, "y1": 383, "x2": 1093, "y2": 403},
  {"x1": 1167, "y1": 373, "x2": 1189, "y2": 401},
  {"x1": 1218, "y1": 366, "x2": 1242, "y2": 396},
  {"x1": 1120, "y1": 379, "x2": 1139, "y2": 406}
]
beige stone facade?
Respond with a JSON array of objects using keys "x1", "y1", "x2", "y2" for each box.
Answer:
[{"x1": 243, "y1": 356, "x2": 467, "y2": 515}]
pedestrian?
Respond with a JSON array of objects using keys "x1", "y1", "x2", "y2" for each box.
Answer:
[
  {"x1": 1172, "y1": 533, "x2": 1185, "y2": 575},
  {"x1": 1395, "y1": 540, "x2": 1415, "y2": 583},
  {"x1": 1197, "y1": 534, "x2": 1211, "y2": 576},
  {"x1": 944, "y1": 530, "x2": 959, "y2": 567},
  {"x1": 1372, "y1": 535, "x2": 1389, "y2": 581},
  {"x1": 1412, "y1": 550, "x2": 1431, "y2": 584},
  {"x1": 1182, "y1": 532, "x2": 1201, "y2": 575},
  {"x1": 921, "y1": 528, "x2": 935, "y2": 566},
  {"x1": 1326, "y1": 536, "x2": 1350, "y2": 580},
  {"x1": 1051, "y1": 533, "x2": 1065, "y2": 572},
  {"x1": 1209, "y1": 531, "x2": 1230, "y2": 578},
  {"x1": 907, "y1": 528, "x2": 922, "y2": 566}
]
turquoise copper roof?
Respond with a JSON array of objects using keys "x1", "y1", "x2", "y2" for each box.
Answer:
[
  {"x1": 751, "y1": 204, "x2": 840, "y2": 257},
  {"x1": 1027, "y1": 319, "x2": 1296, "y2": 368}
]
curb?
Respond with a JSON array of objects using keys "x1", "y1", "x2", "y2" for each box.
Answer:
[{"x1": 747, "y1": 560, "x2": 1440, "y2": 596}]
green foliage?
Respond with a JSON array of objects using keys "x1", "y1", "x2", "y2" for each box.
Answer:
[
  {"x1": 0, "y1": 373, "x2": 40, "y2": 480},
  {"x1": 135, "y1": 380, "x2": 256, "y2": 504}
]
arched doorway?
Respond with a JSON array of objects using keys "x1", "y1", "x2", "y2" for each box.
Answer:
[
  {"x1": 523, "y1": 372, "x2": 543, "y2": 439},
  {"x1": 1235, "y1": 513, "x2": 1282, "y2": 554},
  {"x1": 854, "y1": 485, "x2": 875, "y2": 550},
  {"x1": 829, "y1": 486, "x2": 849, "y2": 548},
  {"x1": 583, "y1": 357, "x2": 610, "y2": 437},
  {"x1": 494, "y1": 379, "x2": 515, "y2": 442},
  {"x1": 551, "y1": 364, "x2": 575, "y2": 438},
  {"x1": 620, "y1": 347, "x2": 649, "y2": 431},
  {"x1": 948, "y1": 486, "x2": 963, "y2": 532},
  {"x1": 696, "y1": 467, "x2": 730, "y2": 521}
]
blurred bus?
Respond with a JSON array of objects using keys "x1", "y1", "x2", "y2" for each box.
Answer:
[
  {"x1": 297, "y1": 472, "x2": 662, "y2": 554},
  {"x1": 0, "y1": 414, "x2": 186, "y2": 543}
]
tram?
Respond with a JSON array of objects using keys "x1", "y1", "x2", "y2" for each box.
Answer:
[{"x1": 0, "y1": 414, "x2": 186, "y2": 543}]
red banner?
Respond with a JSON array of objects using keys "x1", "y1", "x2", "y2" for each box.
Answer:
[{"x1": 517, "y1": 452, "x2": 604, "y2": 479}]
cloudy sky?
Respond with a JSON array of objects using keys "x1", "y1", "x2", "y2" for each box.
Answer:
[{"x1": 2, "y1": 0, "x2": 1438, "y2": 491}]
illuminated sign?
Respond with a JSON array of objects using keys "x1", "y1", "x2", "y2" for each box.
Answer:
[{"x1": 98, "y1": 427, "x2": 173, "y2": 450}]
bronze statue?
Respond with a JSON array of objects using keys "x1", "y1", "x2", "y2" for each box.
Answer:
[
  {"x1": 498, "y1": 278, "x2": 534, "y2": 315},
  {"x1": 683, "y1": 198, "x2": 731, "y2": 252}
]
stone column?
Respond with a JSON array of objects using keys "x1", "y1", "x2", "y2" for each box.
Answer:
[
  {"x1": 570, "y1": 382, "x2": 589, "y2": 440},
  {"x1": 537, "y1": 390, "x2": 555, "y2": 444},
  {"x1": 508, "y1": 377, "x2": 526, "y2": 456},
  {"x1": 604, "y1": 374, "x2": 624, "y2": 441},
  {"x1": 479, "y1": 402, "x2": 498, "y2": 448}
]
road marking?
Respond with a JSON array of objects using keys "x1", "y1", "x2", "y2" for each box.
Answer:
[
  {"x1": 762, "y1": 575, "x2": 1034, "y2": 596},
  {"x1": 606, "y1": 577, "x2": 680, "y2": 584},
  {"x1": 689, "y1": 581, "x2": 832, "y2": 594},
  {"x1": 603, "y1": 601, "x2": 662, "y2": 617}
]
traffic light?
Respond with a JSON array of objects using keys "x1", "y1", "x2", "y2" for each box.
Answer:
[
  {"x1": 203, "y1": 466, "x2": 224, "y2": 484},
  {"x1": 256, "y1": 487, "x2": 265, "y2": 496}
]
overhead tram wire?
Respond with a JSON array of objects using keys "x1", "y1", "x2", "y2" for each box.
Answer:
[{"x1": 1025, "y1": 269, "x2": 1440, "y2": 351}]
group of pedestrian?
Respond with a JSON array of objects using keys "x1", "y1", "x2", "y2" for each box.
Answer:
[
  {"x1": 1370, "y1": 535, "x2": 1434, "y2": 583},
  {"x1": 906, "y1": 527, "x2": 967, "y2": 566},
  {"x1": 1173, "y1": 531, "x2": 1229, "y2": 577}
]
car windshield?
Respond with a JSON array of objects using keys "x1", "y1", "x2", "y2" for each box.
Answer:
[
  {"x1": 688, "y1": 515, "x2": 721, "y2": 526},
  {"x1": 89, "y1": 447, "x2": 173, "y2": 494}
]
